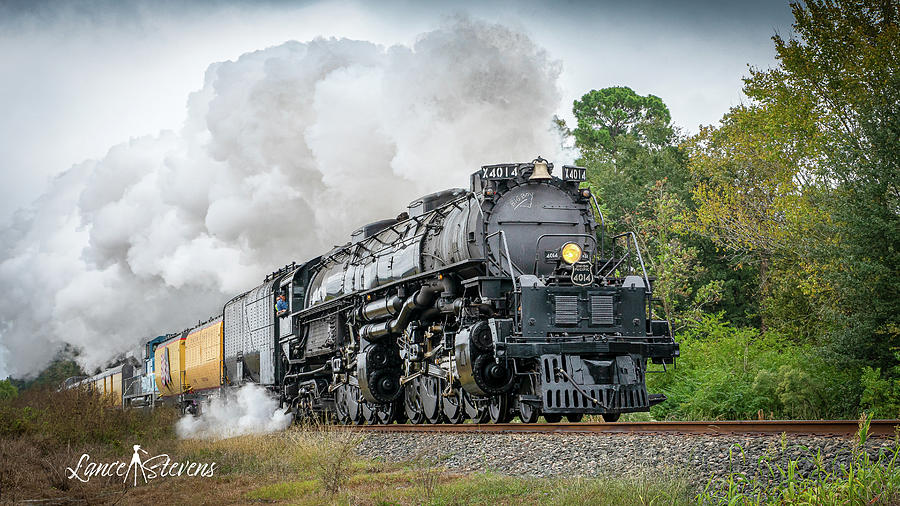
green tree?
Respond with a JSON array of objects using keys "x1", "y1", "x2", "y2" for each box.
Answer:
[
  {"x1": 0, "y1": 379, "x2": 17, "y2": 401},
  {"x1": 742, "y1": 0, "x2": 900, "y2": 367},
  {"x1": 566, "y1": 87, "x2": 743, "y2": 327},
  {"x1": 572, "y1": 86, "x2": 672, "y2": 160},
  {"x1": 633, "y1": 180, "x2": 723, "y2": 331},
  {"x1": 568, "y1": 87, "x2": 690, "y2": 229},
  {"x1": 685, "y1": 102, "x2": 823, "y2": 333}
]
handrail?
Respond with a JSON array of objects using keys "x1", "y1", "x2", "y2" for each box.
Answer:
[
  {"x1": 499, "y1": 231, "x2": 518, "y2": 295},
  {"x1": 485, "y1": 230, "x2": 519, "y2": 294},
  {"x1": 485, "y1": 229, "x2": 520, "y2": 329},
  {"x1": 606, "y1": 232, "x2": 651, "y2": 293},
  {"x1": 589, "y1": 193, "x2": 605, "y2": 258}
]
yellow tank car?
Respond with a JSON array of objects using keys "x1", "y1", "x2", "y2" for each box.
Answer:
[
  {"x1": 184, "y1": 317, "x2": 224, "y2": 393},
  {"x1": 81, "y1": 364, "x2": 132, "y2": 407},
  {"x1": 104, "y1": 371, "x2": 122, "y2": 404},
  {"x1": 155, "y1": 333, "x2": 186, "y2": 397},
  {"x1": 89, "y1": 373, "x2": 118, "y2": 404}
]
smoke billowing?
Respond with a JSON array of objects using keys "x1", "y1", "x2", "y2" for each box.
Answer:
[
  {"x1": 175, "y1": 384, "x2": 293, "y2": 439},
  {"x1": 0, "y1": 16, "x2": 567, "y2": 377}
]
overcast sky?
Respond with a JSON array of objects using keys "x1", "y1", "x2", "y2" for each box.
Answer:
[{"x1": 0, "y1": 0, "x2": 794, "y2": 223}]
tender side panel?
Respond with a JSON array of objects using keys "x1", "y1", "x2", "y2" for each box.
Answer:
[
  {"x1": 154, "y1": 336, "x2": 185, "y2": 397},
  {"x1": 224, "y1": 293, "x2": 245, "y2": 384},
  {"x1": 92, "y1": 377, "x2": 106, "y2": 397},
  {"x1": 224, "y1": 280, "x2": 277, "y2": 385},
  {"x1": 184, "y1": 318, "x2": 224, "y2": 392},
  {"x1": 248, "y1": 283, "x2": 276, "y2": 384}
]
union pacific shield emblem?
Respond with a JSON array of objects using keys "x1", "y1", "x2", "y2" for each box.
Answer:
[{"x1": 571, "y1": 261, "x2": 593, "y2": 286}]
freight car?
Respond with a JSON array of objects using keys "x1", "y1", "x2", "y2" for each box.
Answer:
[
  {"x1": 68, "y1": 158, "x2": 679, "y2": 424},
  {"x1": 67, "y1": 363, "x2": 134, "y2": 407}
]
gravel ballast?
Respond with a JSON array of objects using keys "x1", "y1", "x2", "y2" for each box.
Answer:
[{"x1": 355, "y1": 431, "x2": 899, "y2": 485}]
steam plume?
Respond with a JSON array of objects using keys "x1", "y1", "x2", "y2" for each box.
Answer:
[
  {"x1": 175, "y1": 384, "x2": 293, "y2": 439},
  {"x1": 0, "y1": 16, "x2": 566, "y2": 377}
]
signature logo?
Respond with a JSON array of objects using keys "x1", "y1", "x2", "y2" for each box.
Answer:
[{"x1": 65, "y1": 445, "x2": 216, "y2": 486}]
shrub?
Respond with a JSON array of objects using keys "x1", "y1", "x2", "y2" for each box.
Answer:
[
  {"x1": 313, "y1": 428, "x2": 362, "y2": 496},
  {"x1": 860, "y1": 365, "x2": 900, "y2": 418},
  {"x1": 0, "y1": 386, "x2": 177, "y2": 448},
  {"x1": 648, "y1": 313, "x2": 854, "y2": 420},
  {"x1": 0, "y1": 379, "x2": 18, "y2": 401}
]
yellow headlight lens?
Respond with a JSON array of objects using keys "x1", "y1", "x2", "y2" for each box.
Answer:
[{"x1": 561, "y1": 243, "x2": 582, "y2": 264}]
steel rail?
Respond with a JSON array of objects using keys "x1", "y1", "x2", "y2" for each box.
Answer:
[{"x1": 347, "y1": 420, "x2": 900, "y2": 437}]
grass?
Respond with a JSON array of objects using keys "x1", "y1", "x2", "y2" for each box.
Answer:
[
  {"x1": 2, "y1": 388, "x2": 899, "y2": 505},
  {"x1": 246, "y1": 479, "x2": 319, "y2": 500}
]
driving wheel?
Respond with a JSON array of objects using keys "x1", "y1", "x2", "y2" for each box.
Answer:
[
  {"x1": 519, "y1": 399, "x2": 540, "y2": 424},
  {"x1": 360, "y1": 401, "x2": 377, "y2": 425},
  {"x1": 442, "y1": 388, "x2": 467, "y2": 424},
  {"x1": 343, "y1": 385, "x2": 364, "y2": 425},
  {"x1": 488, "y1": 394, "x2": 513, "y2": 423},
  {"x1": 463, "y1": 391, "x2": 490, "y2": 424},
  {"x1": 404, "y1": 379, "x2": 426, "y2": 424},
  {"x1": 334, "y1": 384, "x2": 351, "y2": 424},
  {"x1": 420, "y1": 376, "x2": 445, "y2": 424},
  {"x1": 374, "y1": 402, "x2": 398, "y2": 424}
]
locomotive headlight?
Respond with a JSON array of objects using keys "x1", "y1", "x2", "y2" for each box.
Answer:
[{"x1": 561, "y1": 242, "x2": 582, "y2": 264}]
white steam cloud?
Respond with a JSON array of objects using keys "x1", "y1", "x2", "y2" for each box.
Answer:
[
  {"x1": 176, "y1": 384, "x2": 293, "y2": 439},
  {"x1": 0, "y1": 16, "x2": 567, "y2": 377}
]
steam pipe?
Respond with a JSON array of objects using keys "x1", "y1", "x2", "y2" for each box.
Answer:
[
  {"x1": 282, "y1": 364, "x2": 329, "y2": 381},
  {"x1": 360, "y1": 295, "x2": 404, "y2": 322},
  {"x1": 359, "y1": 287, "x2": 439, "y2": 340}
]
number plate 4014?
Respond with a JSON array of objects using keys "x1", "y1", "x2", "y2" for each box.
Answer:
[{"x1": 571, "y1": 262, "x2": 593, "y2": 286}]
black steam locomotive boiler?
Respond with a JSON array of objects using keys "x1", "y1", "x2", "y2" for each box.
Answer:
[{"x1": 267, "y1": 157, "x2": 679, "y2": 424}]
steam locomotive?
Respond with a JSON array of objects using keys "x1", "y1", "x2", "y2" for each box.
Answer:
[{"x1": 71, "y1": 158, "x2": 679, "y2": 424}]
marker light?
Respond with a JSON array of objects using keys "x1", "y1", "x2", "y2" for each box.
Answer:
[{"x1": 561, "y1": 243, "x2": 582, "y2": 264}]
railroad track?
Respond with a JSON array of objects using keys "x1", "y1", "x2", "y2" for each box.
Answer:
[{"x1": 349, "y1": 420, "x2": 900, "y2": 437}]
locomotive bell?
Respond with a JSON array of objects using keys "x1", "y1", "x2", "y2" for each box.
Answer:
[{"x1": 529, "y1": 157, "x2": 551, "y2": 180}]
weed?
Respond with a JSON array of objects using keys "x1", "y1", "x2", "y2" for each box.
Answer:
[
  {"x1": 698, "y1": 436, "x2": 900, "y2": 504},
  {"x1": 410, "y1": 451, "x2": 447, "y2": 502},
  {"x1": 857, "y1": 411, "x2": 873, "y2": 449},
  {"x1": 312, "y1": 427, "x2": 363, "y2": 496}
]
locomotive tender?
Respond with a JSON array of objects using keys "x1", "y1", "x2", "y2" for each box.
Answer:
[{"x1": 75, "y1": 158, "x2": 679, "y2": 424}]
